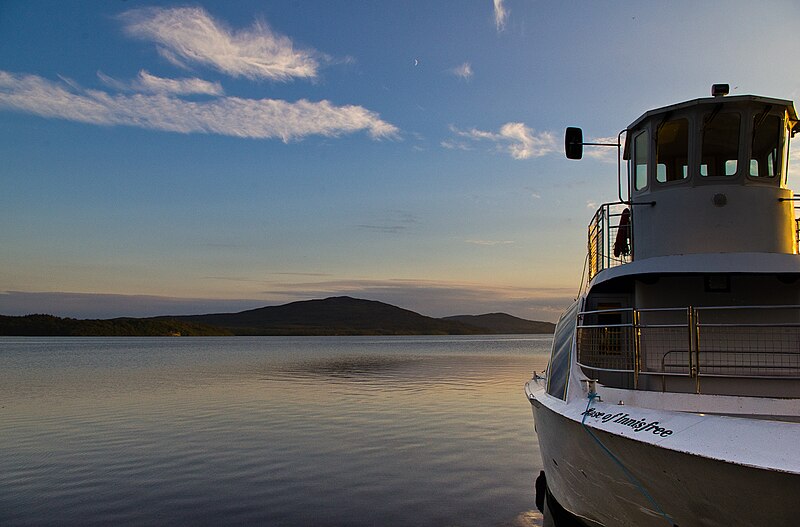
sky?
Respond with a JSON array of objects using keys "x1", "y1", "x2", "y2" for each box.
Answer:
[{"x1": 2, "y1": 0, "x2": 800, "y2": 322}]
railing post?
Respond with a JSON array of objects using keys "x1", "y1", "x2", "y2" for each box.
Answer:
[
  {"x1": 633, "y1": 308, "x2": 640, "y2": 390},
  {"x1": 602, "y1": 205, "x2": 608, "y2": 272},
  {"x1": 794, "y1": 196, "x2": 800, "y2": 254},
  {"x1": 691, "y1": 307, "x2": 701, "y2": 394},
  {"x1": 687, "y1": 307, "x2": 694, "y2": 378}
]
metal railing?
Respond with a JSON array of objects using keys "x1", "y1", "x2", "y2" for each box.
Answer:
[
  {"x1": 789, "y1": 193, "x2": 800, "y2": 251},
  {"x1": 794, "y1": 195, "x2": 800, "y2": 252},
  {"x1": 576, "y1": 307, "x2": 636, "y2": 372},
  {"x1": 783, "y1": 193, "x2": 800, "y2": 252},
  {"x1": 587, "y1": 203, "x2": 632, "y2": 281},
  {"x1": 576, "y1": 305, "x2": 800, "y2": 393}
]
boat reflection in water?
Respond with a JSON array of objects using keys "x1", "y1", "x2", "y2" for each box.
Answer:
[{"x1": 526, "y1": 84, "x2": 800, "y2": 527}]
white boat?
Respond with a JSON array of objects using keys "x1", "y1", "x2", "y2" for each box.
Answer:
[{"x1": 525, "y1": 84, "x2": 800, "y2": 527}]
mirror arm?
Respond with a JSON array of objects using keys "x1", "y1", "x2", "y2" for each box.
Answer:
[{"x1": 565, "y1": 127, "x2": 626, "y2": 202}]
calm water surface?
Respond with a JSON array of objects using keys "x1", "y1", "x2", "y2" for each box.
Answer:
[{"x1": 0, "y1": 335, "x2": 551, "y2": 526}]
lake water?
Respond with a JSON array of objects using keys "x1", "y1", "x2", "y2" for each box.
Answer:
[{"x1": 0, "y1": 335, "x2": 551, "y2": 526}]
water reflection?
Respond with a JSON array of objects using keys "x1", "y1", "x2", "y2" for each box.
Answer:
[
  {"x1": 0, "y1": 336, "x2": 550, "y2": 526},
  {"x1": 508, "y1": 510, "x2": 546, "y2": 526},
  {"x1": 276, "y1": 353, "x2": 421, "y2": 380}
]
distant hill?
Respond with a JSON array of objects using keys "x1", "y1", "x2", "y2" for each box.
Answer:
[
  {"x1": 170, "y1": 296, "x2": 484, "y2": 335},
  {"x1": 442, "y1": 313, "x2": 555, "y2": 334},
  {"x1": 0, "y1": 296, "x2": 556, "y2": 336},
  {"x1": 0, "y1": 314, "x2": 232, "y2": 336}
]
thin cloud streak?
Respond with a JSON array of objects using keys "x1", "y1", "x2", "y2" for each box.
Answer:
[
  {"x1": 448, "y1": 123, "x2": 557, "y2": 159},
  {"x1": 120, "y1": 7, "x2": 320, "y2": 81},
  {"x1": 356, "y1": 210, "x2": 419, "y2": 234},
  {"x1": 136, "y1": 70, "x2": 224, "y2": 95},
  {"x1": 98, "y1": 70, "x2": 224, "y2": 96},
  {"x1": 465, "y1": 239, "x2": 515, "y2": 246},
  {"x1": 0, "y1": 71, "x2": 398, "y2": 141},
  {"x1": 494, "y1": 0, "x2": 508, "y2": 31},
  {"x1": 440, "y1": 139, "x2": 472, "y2": 151}
]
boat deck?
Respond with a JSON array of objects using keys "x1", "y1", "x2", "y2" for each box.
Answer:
[{"x1": 598, "y1": 385, "x2": 800, "y2": 423}]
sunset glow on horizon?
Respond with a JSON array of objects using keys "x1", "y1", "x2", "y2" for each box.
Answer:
[{"x1": 2, "y1": 1, "x2": 799, "y2": 322}]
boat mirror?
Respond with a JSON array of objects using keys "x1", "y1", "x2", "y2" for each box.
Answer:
[{"x1": 565, "y1": 127, "x2": 583, "y2": 159}]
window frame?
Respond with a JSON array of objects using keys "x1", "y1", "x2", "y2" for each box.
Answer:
[
  {"x1": 699, "y1": 110, "x2": 743, "y2": 180},
  {"x1": 747, "y1": 110, "x2": 786, "y2": 184},
  {"x1": 655, "y1": 117, "x2": 691, "y2": 186},
  {"x1": 631, "y1": 129, "x2": 650, "y2": 192}
]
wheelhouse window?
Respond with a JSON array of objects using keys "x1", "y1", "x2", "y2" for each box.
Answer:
[
  {"x1": 656, "y1": 118, "x2": 689, "y2": 183},
  {"x1": 750, "y1": 112, "x2": 783, "y2": 180},
  {"x1": 633, "y1": 130, "x2": 648, "y2": 190},
  {"x1": 701, "y1": 112, "x2": 740, "y2": 177}
]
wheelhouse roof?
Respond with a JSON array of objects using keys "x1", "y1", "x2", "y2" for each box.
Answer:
[
  {"x1": 622, "y1": 94, "x2": 798, "y2": 159},
  {"x1": 627, "y1": 94, "x2": 797, "y2": 130}
]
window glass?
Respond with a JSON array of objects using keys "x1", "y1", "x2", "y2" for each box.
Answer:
[
  {"x1": 546, "y1": 301, "x2": 578, "y2": 400},
  {"x1": 701, "y1": 112, "x2": 740, "y2": 177},
  {"x1": 633, "y1": 131, "x2": 648, "y2": 190},
  {"x1": 750, "y1": 113, "x2": 782, "y2": 179},
  {"x1": 656, "y1": 118, "x2": 689, "y2": 183}
]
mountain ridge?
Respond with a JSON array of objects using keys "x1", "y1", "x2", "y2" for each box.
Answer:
[
  {"x1": 443, "y1": 313, "x2": 555, "y2": 334},
  {"x1": 0, "y1": 296, "x2": 555, "y2": 336}
]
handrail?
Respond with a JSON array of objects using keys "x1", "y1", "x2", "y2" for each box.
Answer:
[
  {"x1": 578, "y1": 307, "x2": 634, "y2": 316},
  {"x1": 586, "y1": 203, "x2": 633, "y2": 282},
  {"x1": 578, "y1": 323, "x2": 636, "y2": 329},
  {"x1": 791, "y1": 193, "x2": 800, "y2": 252},
  {"x1": 698, "y1": 322, "x2": 800, "y2": 328},
  {"x1": 695, "y1": 304, "x2": 800, "y2": 311},
  {"x1": 576, "y1": 305, "x2": 800, "y2": 393},
  {"x1": 636, "y1": 307, "x2": 688, "y2": 313}
]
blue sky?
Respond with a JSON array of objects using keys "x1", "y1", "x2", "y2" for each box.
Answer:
[{"x1": 1, "y1": 1, "x2": 800, "y2": 321}]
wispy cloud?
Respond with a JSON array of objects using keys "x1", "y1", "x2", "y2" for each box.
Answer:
[
  {"x1": 356, "y1": 211, "x2": 419, "y2": 234},
  {"x1": 0, "y1": 71, "x2": 398, "y2": 141},
  {"x1": 448, "y1": 123, "x2": 557, "y2": 159},
  {"x1": 440, "y1": 139, "x2": 472, "y2": 151},
  {"x1": 451, "y1": 62, "x2": 473, "y2": 80},
  {"x1": 525, "y1": 187, "x2": 542, "y2": 199},
  {"x1": 99, "y1": 70, "x2": 224, "y2": 96},
  {"x1": 119, "y1": 7, "x2": 320, "y2": 81},
  {"x1": 465, "y1": 239, "x2": 515, "y2": 246},
  {"x1": 494, "y1": 0, "x2": 509, "y2": 31},
  {"x1": 135, "y1": 70, "x2": 224, "y2": 95}
]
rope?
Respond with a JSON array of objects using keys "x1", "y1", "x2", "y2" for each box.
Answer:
[{"x1": 581, "y1": 392, "x2": 677, "y2": 526}]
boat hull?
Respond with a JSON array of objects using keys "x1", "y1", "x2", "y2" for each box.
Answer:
[{"x1": 531, "y1": 396, "x2": 800, "y2": 527}]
